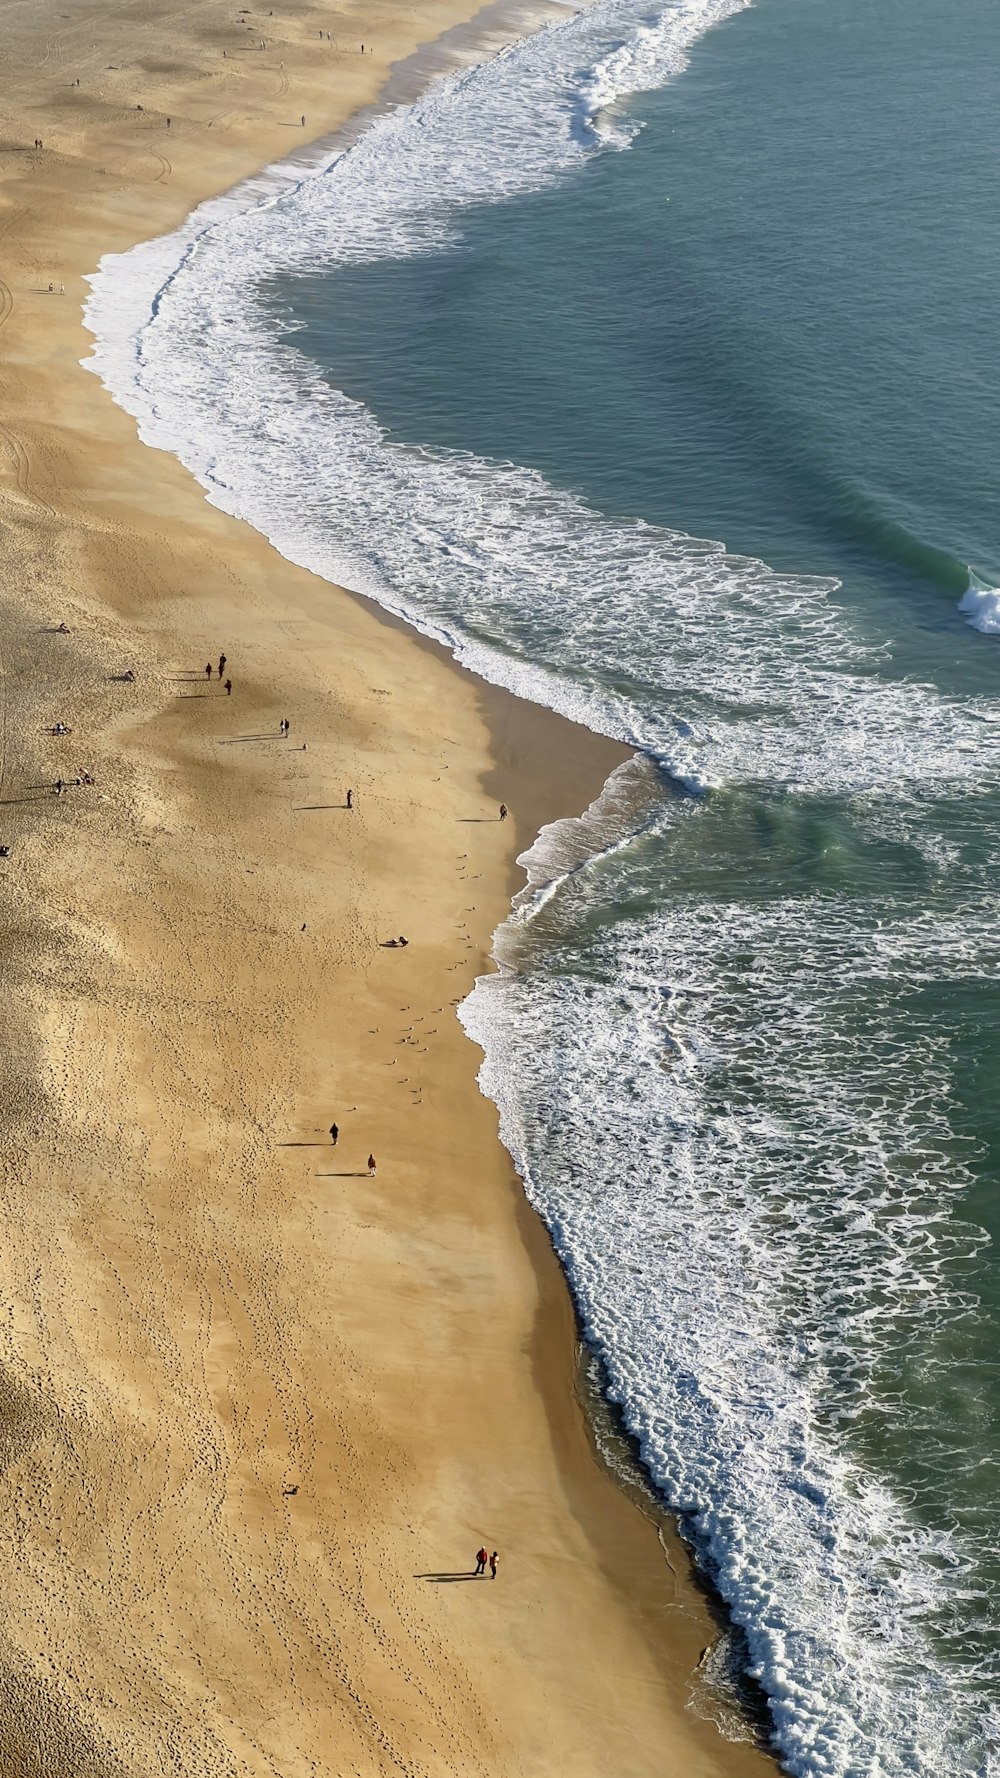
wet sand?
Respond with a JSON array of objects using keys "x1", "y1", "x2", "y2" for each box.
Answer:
[{"x1": 0, "y1": 0, "x2": 781, "y2": 1771}]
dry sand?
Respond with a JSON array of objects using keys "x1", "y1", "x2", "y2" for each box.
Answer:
[{"x1": 0, "y1": 1, "x2": 781, "y2": 1772}]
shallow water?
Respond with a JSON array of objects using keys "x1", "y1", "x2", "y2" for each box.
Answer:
[{"x1": 85, "y1": 0, "x2": 1000, "y2": 1770}]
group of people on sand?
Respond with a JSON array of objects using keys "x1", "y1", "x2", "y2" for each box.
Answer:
[
  {"x1": 205, "y1": 654, "x2": 232, "y2": 696},
  {"x1": 474, "y1": 1547, "x2": 499, "y2": 1580}
]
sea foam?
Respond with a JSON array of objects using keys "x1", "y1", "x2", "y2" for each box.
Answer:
[{"x1": 960, "y1": 573, "x2": 1000, "y2": 634}]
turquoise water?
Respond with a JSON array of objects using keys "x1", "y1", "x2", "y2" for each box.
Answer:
[{"x1": 87, "y1": 0, "x2": 1000, "y2": 1768}]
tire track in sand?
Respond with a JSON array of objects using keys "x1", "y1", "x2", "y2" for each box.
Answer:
[
  {"x1": 0, "y1": 421, "x2": 55, "y2": 516},
  {"x1": 0, "y1": 212, "x2": 55, "y2": 517},
  {"x1": 0, "y1": 204, "x2": 22, "y2": 335}
]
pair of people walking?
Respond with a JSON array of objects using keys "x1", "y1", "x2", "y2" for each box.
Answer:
[
  {"x1": 328, "y1": 1126, "x2": 375, "y2": 1177},
  {"x1": 474, "y1": 1547, "x2": 498, "y2": 1579}
]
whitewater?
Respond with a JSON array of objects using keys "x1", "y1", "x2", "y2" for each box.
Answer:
[{"x1": 83, "y1": 0, "x2": 1000, "y2": 1772}]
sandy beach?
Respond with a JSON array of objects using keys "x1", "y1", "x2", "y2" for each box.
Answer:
[{"x1": 0, "y1": 1, "x2": 781, "y2": 1772}]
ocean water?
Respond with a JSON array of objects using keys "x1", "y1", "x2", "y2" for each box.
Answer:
[{"x1": 83, "y1": 0, "x2": 1000, "y2": 1772}]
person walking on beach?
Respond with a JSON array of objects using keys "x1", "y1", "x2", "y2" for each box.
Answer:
[
  {"x1": 205, "y1": 662, "x2": 212, "y2": 681},
  {"x1": 224, "y1": 678, "x2": 232, "y2": 697},
  {"x1": 218, "y1": 652, "x2": 226, "y2": 679},
  {"x1": 346, "y1": 788, "x2": 353, "y2": 810},
  {"x1": 475, "y1": 1547, "x2": 488, "y2": 1577},
  {"x1": 329, "y1": 1122, "x2": 338, "y2": 1146},
  {"x1": 499, "y1": 803, "x2": 508, "y2": 821},
  {"x1": 367, "y1": 1153, "x2": 376, "y2": 1177},
  {"x1": 489, "y1": 1550, "x2": 499, "y2": 1580}
]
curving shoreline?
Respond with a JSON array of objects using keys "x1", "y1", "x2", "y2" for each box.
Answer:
[{"x1": 0, "y1": 0, "x2": 780, "y2": 1771}]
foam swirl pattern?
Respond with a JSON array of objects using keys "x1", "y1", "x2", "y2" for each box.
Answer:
[{"x1": 465, "y1": 811, "x2": 1000, "y2": 1776}]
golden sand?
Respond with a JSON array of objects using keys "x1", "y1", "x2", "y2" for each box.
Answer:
[{"x1": 0, "y1": 1, "x2": 780, "y2": 1771}]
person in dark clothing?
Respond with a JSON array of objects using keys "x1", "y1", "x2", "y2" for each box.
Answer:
[{"x1": 329, "y1": 1123, "x2": 339, "y2": 1146}]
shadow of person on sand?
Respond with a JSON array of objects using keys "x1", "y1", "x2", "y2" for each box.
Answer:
[
  {"x1": 218, "y1": 733, "x2": 284, "y2": 744},
  {"x1": 415, "y1": 1573, "x2": 481, "y2": 1583}
]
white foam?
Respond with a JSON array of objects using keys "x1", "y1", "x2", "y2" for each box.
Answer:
[
  {"x1": 959, "y1": 573, "x2": 1000, "y2": 634},
  {"x1": 504, "y1": 753, "x2": 662, "y2": 927}
]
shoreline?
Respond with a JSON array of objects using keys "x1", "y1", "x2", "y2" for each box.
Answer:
[{"x1": 0, "y1": 1, "x2": 781, "y2": 1772}]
